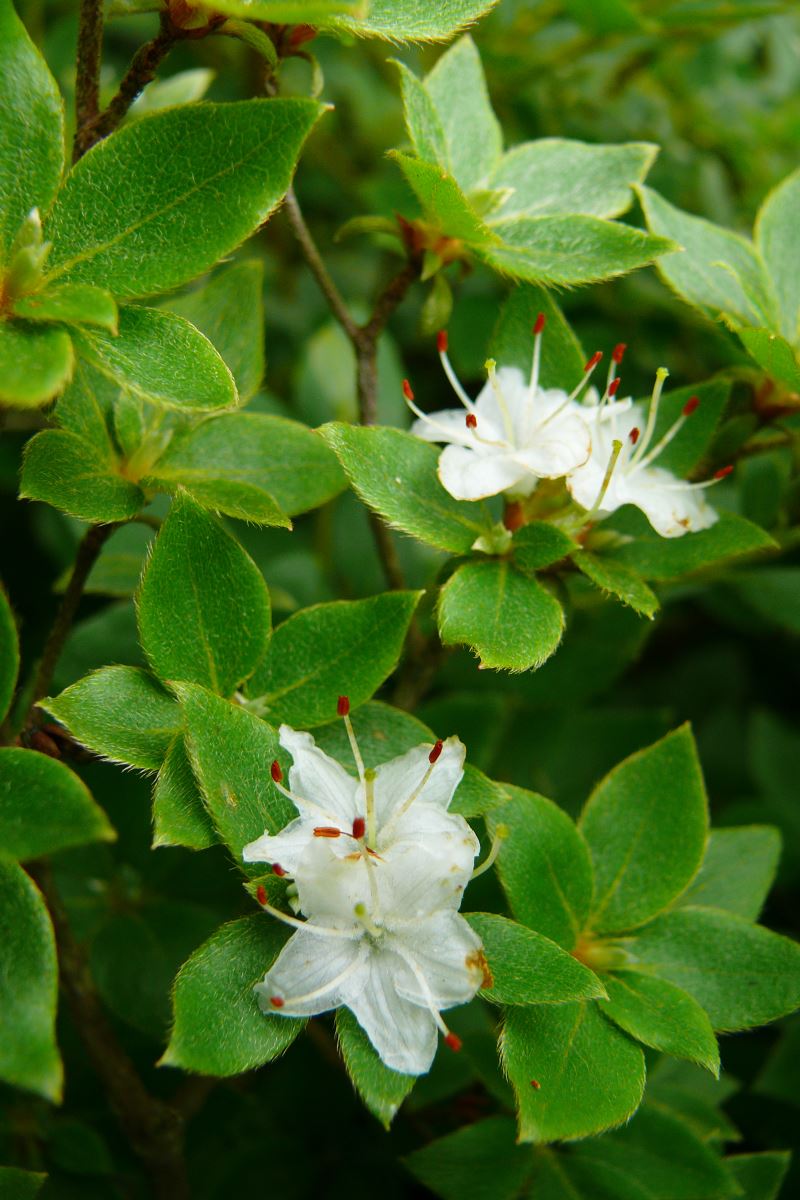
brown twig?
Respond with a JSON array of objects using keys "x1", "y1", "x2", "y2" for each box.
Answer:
[
  {"x1": 73, "y1": 0, "x2": 104, "y2": 160},
  {"x1": 283, "y1": 187, "x2": 360, "y2": 341},
  {"x1": 356, "y1": 259, "x2": 418, "y2": 427},
  {"x1": 28, "y1": 523, "x2": 118, "y2": 711},
  {"x1": 30, "y1": 864, "x2": 192, "y2": 1199}
]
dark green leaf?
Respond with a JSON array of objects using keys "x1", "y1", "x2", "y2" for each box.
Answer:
[
  {"x1": 404, "y1": 1116, "x2": 533, "y2": 1200},
  {"x1": 725, "y1": 1153, "x2": 790, "y2": 1200},
  {"x1": 754, "y1": 167, "x2": 800, "y2": 343},
  {"x1": 735, "y1": 326, "x2": 800, "y2": 390},
  {"x1": 502, "y1": 1001, "x2": 645, "y2": 1142},
  {"x1": 0, "y1": 584, "x2": 19, "y2": 725},
  {"x1": 137, "y1": 493, "x2": 271, "y2": 697},
  {"x1": 390, "y1": 151, "x2": 493, "y2": 242},
  {"x1": 334, "y1": 0, "x2": 501, "y2": 43},
  {"x1": 175, "y1": 682, "x2": 289, "y2": 863},
  {"x1": 0, "y1": 748, "x2": 114, "y2": 860},
  {"x1": 490, "y1": 282, "x2": 584, "y2": 391},
  {"x1": 0, "y1": 321, "x2": 73, "y2": 408},
  {"x1": 12, "y1": 283, "x2": 118, "y2": 332},
  {"x1": 45, "y1": 100, "x2": 323, "y2": 298},
  {"x1": 630, "y1": 906, "x2": 800, "y2": 1031},
  {"x1": 0, "y1": 1166, "x2": 47, "y2": 1198},
  {"x1": 679, "y1": 827, "x2": 781, "y2": 920},
  {"x1": 74, "y1": 306, "x2": 237, "y2": 411},
  {"x1": 574, "y1": 551, "x2": 659, "y2": 618},
  {"x1": 0, "y1": 857, "x2": 61, "y2": 1100},
  {"x1": 608, "y1": 509, "x2": 777, "y2": 581},
  {"x1": 580, "y1": 725, "x2": 708, "y2": 932},
  {"x1": 162, "y1": 915, "x2": 303, "y2": 1074},
  {"x1": 487, "y1": 784, "x2": 594, "y2": 950},
  {"x1": 147, "y1": 474, "x2": 289, "y2": 528},
  {"x1": 513, "y1": 522, "x2": 577, "y2": 572},
  {"x1": 320, "y1": 423, "x2": 494, "y2": 553},
  {"x1": 335, "y1": 1008, "x2": 415, "y2": 1128},
  {"x1": 602, "y1": 971, "x2": 719, "y2": 1073},
  {"x1": 44, "y1": 665, "x2": 179, "y2": 770},
  {"x1": 437, "y1": 560, "x2": 564, "y2": 671},
  {"x1": 528, "y1": 1147, "x2": 654, "y2": 1200},
  {"x1": 643, "y1": 378, "x2": 732, "y2": 477},
  {"x1": 467, "y1": 912, "x2": 606, "y2": 1005},
  {"x1": 53, "y1": 357, "x2": 116, "y2": 455},
  {"x1": 424, "y1": 36, "x2": 502, "y2": 192},
  {"x1": 152, "y1": 735, "x2": 216, "y2": 851},
  {"x1": 20, "y1": 429, "x2": 144, "y2": 522}
]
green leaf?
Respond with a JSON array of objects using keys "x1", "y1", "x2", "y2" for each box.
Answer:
[
  {"x1": 479, "y1": 214, "x2": 677, "y2": 286},
  {"x1": 335, "y1": 1008, "x2": 415, "y2": 1128},
  {"x1": 148, "y1": 474, "x2": 290, "y2": 529},
  {"x1": 608, "y1": 510, "x2": 777, "y2": 581},
  {"x1": 152, "y1": 735, "x2": 216, "y2": 851},
  {"x1": 74, "y1": 306, "x2": 237, "y2": 411},
  {"x1": 248, "y1": 593, "x2": 421, "y2": 726},
  {"x1": 0, "y1": 1166, "x2": 47, "y2": 1199},
  {"x1": 310, "y1": 700, "x2": 507, "y2": 819},
  {"x1": 490, "y1": 282, "x2": 584, "y2": 391},
  {"x1": 390, "y1": 151, "x2": 493, "y2": 243},
  {"x1": 467, "y1": 912, "x2": 606, "y2": 1005},
  {"x1": 754, "y1": 167, "x2": 800, "y2": 343},
  {"x1": 0, "y1": 320, "x2": 73, "y2": 408},
  {"x1": 602, "y1": 971, "x2": 719, "y2": 1073},
  {"x1": 640, "y1": 378, "x2": 732, "y2": 478},
  {"x1": 573, "y1": 551, "x2": 659, "y2": 618},
  {"x1": 502, "y1": 1001, "x2": 645, "y2": 1142},
  {"x1": 175, "y1": 682, "x2": 290, "y2": 862},
  {"x1": 53, "y1": 358, "x2": 116, "y2": 455},
  {"x1": 0, "y1": 747, "x2": 114, "y2": 860},
  {"x1": 20, "y1": 429, "x2": 145, "y2": 522},
  {"x1": 0, "y1": 857, "x2": 61, "y2": 1100},
  {"x1": 577, "y1": 1104, "x2": 742, "y2": 1200},
  {"x1": 404, "y1": 1116, "x2": 533, "y2": 1200},
  {"x1": 630, "y1": 906, "x2": 800, "y2": 1031},
  {"x1": 513, "y1": 522, "x2": 577, "y2": 572},
  {"x1": 45, "y1": 99, "x2": 323, "y2": 299},
  {"x1": 725, "y1": 1153, "x2": 790, "y2": 1200},
  {"x1": 735, "y1": 326, "x2": 800, "y2": 390},
  {"x1": 489, "y1": 139, "x2": 656, "y2": 221},
  {"x1": 0, "y1": 0, "x2": 64, "y2": 260},
  {"x1": 164, "y1": 260, "x2": 265, "y2": 402},
  {"x1": 528, "y1": 1147, "x2": 654, "y2": 1200},
  {"x1": 424, "y1": 37, "x2": 503, "y2": 191},
  {"x1": 320, "y1": 423, "x2": 493, "y2": 554},
  {"x1": 334, "y1": 0, "x2": 501, "y2": 41},
  {"x1": 162, "y1": 914, "x2": 303, "y2": 1075},
  {"x1": 0, "y1": 584, "x2": 19, "y2": 725},
  {"x1": 43, "y1": 666, "x2": 180, "y2": 770},
  {"x1": 394, "y1": 61, "x2": 449, "y2": 170},
  {"x1": 148, "y1": 412, "x2": 345, "y2": 518},
  {"x1": 11, "y1": 283, "x2": 118, "y2": 332},
  {"x1": 678, "y1": 827, "x2": 781, "y2": 920},
  {"x1": 579, "y1": 725, "x2": 708, "y2": 933},
  {"x1": 137, "y1": 493, "x2": 271, "y2": 697},
  {"x1": 638, "y1": 185, "x2": 776, "y2": 327},
  {"x1": 487, "y1": 785, "x2": 594, "y2": 950},
  {"x1": 437, "y1": 560, "x2": 564, "y2": 671}
]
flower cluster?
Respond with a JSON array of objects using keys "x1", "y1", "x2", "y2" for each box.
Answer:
[
  {"x1": 408, "y1": 320, "x2": 730, "y2": 539},
  {"x1": 243, "y1": 699, "x2": 489, "y2": 1075}
]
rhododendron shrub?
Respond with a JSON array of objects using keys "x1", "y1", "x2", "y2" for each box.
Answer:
[{"x1": 2, "y1": 1, "x2": 800, "y2": 1196}]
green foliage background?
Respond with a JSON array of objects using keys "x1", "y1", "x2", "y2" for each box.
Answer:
[{"x1": 3, "y1": 1, "x2": 800, "y2": 1197}]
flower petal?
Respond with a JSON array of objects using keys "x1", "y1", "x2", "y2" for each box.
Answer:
[
  {"x1": 517, "y1": 412, "x2": 591, "y2": 478},
  {"x1": 342, "y1": 945, "x2": 439, "y2": 1075},
  {"x1": 624, "y1": 473, "x2": 719, "y2": 538},
  {"x1": 371, "y1": 737, "x2": 465, "y2": 829},
  {"x1": 438, "y1": 443, "x2": 528, "y2": 500},
  {"x1": 411, "y1": 408, "x2": 486, "y2": 448},
  {"x1": 391, "y1": 912, "x2": 484, "y2": 1009},
  {"x1": 242, "y1": 817, "x2": 314, "y2": 872},
  {"x1": 255, "y1": 926, "x2": 365, "y2": 1017},
  {"x1": 279, "y1": 726, "x2": 359, "y2": 824},
  {"x1": 382, "y1": 837, "x2": 478, "y2": 918}
]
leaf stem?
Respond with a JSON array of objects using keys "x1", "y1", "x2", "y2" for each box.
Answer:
[
  {"x1": 29, "y1": 863, "x2": 193, "y2": 1200},
  {"x1": 29, "y1": 523, "x2": 118, "y2": 709},
  {"x1": 283, "y1": 187, "x2": 360, "y2": 342},
  {"x1": 73, "y1": 0, "x2": 105, "y2": 160}
]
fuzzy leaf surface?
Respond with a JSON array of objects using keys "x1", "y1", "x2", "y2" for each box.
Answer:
[
  {"x1": 467, "y1": 913, "x2": 606, "y2": 1005},
  {"x1": 0, "y1": 748, "x2": 114, "y2": 860}
]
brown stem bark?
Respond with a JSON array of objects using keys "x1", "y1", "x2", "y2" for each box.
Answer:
[{"x1": 73, "y1": 0, "x2": 104, "y2": 161}]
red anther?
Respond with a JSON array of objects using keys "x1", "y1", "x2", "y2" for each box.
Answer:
[
  {"x1": 466, "y1": 413, "x2": 478, "y2": 429},
  {"x1": 714, "y1": 465, "x2": 734, "y2": 479},
  {"x1": 437, "y1": 330, "x2": 449, "y2": 353},
  {"x1": 272, "y1": 863, "x2": 287, "y2": 877},
  {"x1": 270, "y1": 996, "x2": 285, "y2": 1008},
  {"x1": 533, "y1": 312, "x2": 546, "y2": 335},
  {"x1": 313, "y1": 826, "x2": 342, "y2": 838},
  {"x1": 629, "y1": 427, "x2": 640, "y2": 445},
  {"x1": 682, "y1": 395, "x2": 700, "y2": 417},
  {"x1": 402, "y1": 379, "x2": 415, "y2": 402},
  {"x1": 530, "y1": 1079, "x2": 541, "y2": 1090},
  {"x1": 352, "y1": 816, "x2": 366, "y2": 840},
  {"x1": 429, "y1": 739, "x2": 444, "y2": 764},
  {"x1": 608, "y1": 377, "x2": 621, "y2": 397},
  {"x1": 271, "y1": 760, "x2": 283, "y2": 783},
  {"x1": 444, "y1": 1033, "x2": 462, "y2": 1053},
  {"x1": 256, "y1": 884, "x2": 268, "y2": 906},
  {"x1": 337, "y1": 695, "x2": 350, "y2": 717},
  {"x1": 584, "y1": 351, "x2": 603, "y2": 373},
  {"x1": 612, "y1": 343, "x2": 627, "y2": 364}
]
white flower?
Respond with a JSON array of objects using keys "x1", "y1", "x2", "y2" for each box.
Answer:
[
  {"x1": 405, "y1": 321, "x2": 628, "y2": 503},
  {"x1": 243, "y1": 698, "x2": 493, "y2": 1075},
  {"x1": 567, "y1": 369, "x2": 729, "y2": 538}
]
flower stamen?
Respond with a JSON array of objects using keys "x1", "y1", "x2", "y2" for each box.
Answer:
[
  {"x1": 270, "y1": 761, "x2": 331, "y2": 820},
  {"x1": 268, "y1": 944, "x2": 369, "y2": 1009},
  {"x1": 438, "y1": 331, "x2": 477, "y2": 413},
  {"x1": 528, "y1": 312, "x2": 546, "y2": 397},
  {"x1": 630, "y1": 393, "x2": 700, "y2": 473},
  {"x1": 338, "y1": 694, "x2": 366, "y2": 787},
  {"x1": 471, "y1": 823, "x2": 509, "y2": 880},
  {"x1": 630, "y1": 367, "x2": 669, "y2": 465},
  {"x1": 485, "y1": 357, "x2": 516, "y2": 442}
]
